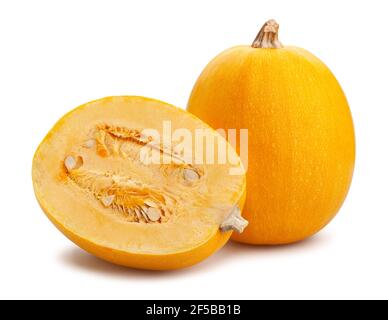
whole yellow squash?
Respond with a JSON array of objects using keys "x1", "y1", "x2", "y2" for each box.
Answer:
[{"x1": 188, "y1": 20, "x2": 355, "y2": 244}]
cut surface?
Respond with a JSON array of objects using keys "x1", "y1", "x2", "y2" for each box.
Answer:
[{"x1": 32, "y1": 96, "x2": 246, "y2": 269}]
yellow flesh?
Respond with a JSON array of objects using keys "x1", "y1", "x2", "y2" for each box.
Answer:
[{"x1": 32, "y1": 96, "x2": 245, "y2": 266}]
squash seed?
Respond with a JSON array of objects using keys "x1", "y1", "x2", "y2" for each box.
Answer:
[
  {"x1": 101, "y1": 195, "x2": 115, "y2": 207},
  {"x1": 144, "y1": 199, "x2": 158, "y2": 208},
  {"x1": 127, "y1": 208, "x2": 136, "y2": 220},
  {"x1": 134, "y1": 207, "x2": 142, "y2": 221},
  {"x1": 64, "y1": 156, "x2": 76, "y2": 171},
  {"x1": 138, "y1": 133, "x2": 150, "y2": 143},
  {"x1": 146, "y1": 207, "x2": 161, "y2": 222},
  {"x1": 139, "y1": 207, "x2": 150, "y2": 222},
  {"x1": 84, "y1": 139, "x2": 96, "y2": 149},
  {"x1": 64, "y1": 155, "x2": 83, "y2": 171},
  {"x1": 183, "y1": 168, "x2": 200, "y2": 181}
]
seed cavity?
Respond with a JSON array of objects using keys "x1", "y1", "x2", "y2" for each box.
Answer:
[
  {"x1": 64, "y1": 124, "x2": 208, "y2": 225},
  {"x1": 94, "y1": 125, "x2": 194, "y2": 164},
  {"x1": 67, "y1": 168, "x2": 173, "y2": 224},
  {"x1": 90, "y1": 124, "x2": 205, "y2": 184}
]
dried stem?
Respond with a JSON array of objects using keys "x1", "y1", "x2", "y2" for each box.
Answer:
[
  {"x1": 220, "y1": 206, "x2": 248, "y2": 233},
  {"x1": 252, "y1": 19, "x2": 283, "y2": 49}
]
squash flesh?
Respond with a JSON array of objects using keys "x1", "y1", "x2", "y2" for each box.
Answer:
[{"x1": 32, "y1": 96, "x2": 246, "y2": 268}]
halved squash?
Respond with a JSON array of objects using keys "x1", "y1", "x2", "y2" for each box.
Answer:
[{"x1": 32, "y1": 96, "x2": 246, "y2": 270}]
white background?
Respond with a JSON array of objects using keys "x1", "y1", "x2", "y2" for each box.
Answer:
[{"x1": 1, "y1": 0, "x2": 387, "y2": 300}]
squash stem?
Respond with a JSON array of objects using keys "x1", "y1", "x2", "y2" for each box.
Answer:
[{"x1": 252, "y1": 19, "x2": 283, "y2": 49}]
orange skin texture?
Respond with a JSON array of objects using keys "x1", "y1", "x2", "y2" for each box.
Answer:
[{"x1": 188, "y1": 46, "x2": 355, "y2": 244}]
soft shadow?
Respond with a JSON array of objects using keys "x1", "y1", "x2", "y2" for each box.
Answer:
[
  {"x1": 59, "y1": 232, "x2": 331, "y2": 278},
  {"x1": 59, "y1": 247, "x2": 195, "y2": 279},
  {"x1": 221, "y1": 231, "x2": 332, "y2": 256}
]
